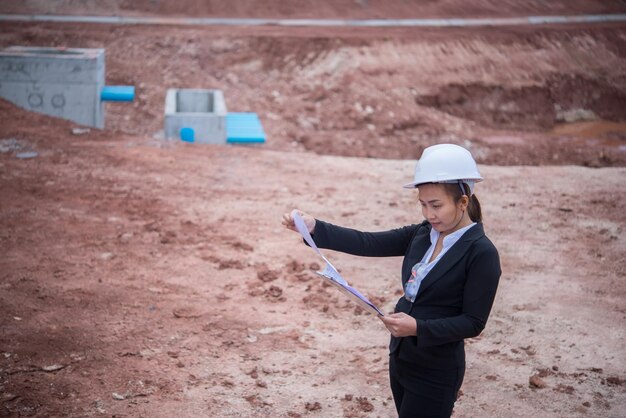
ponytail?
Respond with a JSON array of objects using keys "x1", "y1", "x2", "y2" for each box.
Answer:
[
  {"x1": 468, "y1": 193, "x2": 482, "y2": 223},
  {"x1": 461, "y1": 182, "x2": 482, "y2": 222}
]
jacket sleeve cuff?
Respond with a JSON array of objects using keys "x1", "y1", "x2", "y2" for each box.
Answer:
[
  {"x1": 415, "y1": 318, "x2": 427, "y2": 347},
  {"x1": 303, "y1": 219, "x2": 331, "y2": 248}
]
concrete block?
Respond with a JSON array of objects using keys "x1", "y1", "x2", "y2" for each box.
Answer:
[
  {"x1": 164, "y1": 88, "x2": 227, "y2": 144},
  {"x1": 0, "y1": 46, "x2": 105, "y2": 128}
]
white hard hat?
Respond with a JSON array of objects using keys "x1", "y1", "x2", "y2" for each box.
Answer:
[{"x1": 403, "y1": 144, "x2": 483, "y2": 190}]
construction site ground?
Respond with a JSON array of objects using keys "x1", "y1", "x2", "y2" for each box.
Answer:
[{"x1": 1, "y1": 1, "x2": 625, "y2": 417}]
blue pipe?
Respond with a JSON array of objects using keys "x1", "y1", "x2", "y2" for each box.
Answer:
[{"x1": 101, "y1": 85, "x2": 135, "y2": 102}]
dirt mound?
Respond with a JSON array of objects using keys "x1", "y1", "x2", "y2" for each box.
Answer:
[
  {"x1": 416, "y1": 83, "x2": 555, "y2": 130},
  {"x1": 414, "y1": 75, "x2": 626, "y2": 131},
  {"x1": 1, "y1": 21, "x2": 625, "y2": 166}
]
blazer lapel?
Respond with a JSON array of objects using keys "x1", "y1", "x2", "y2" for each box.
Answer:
[
  {"x1": 414, "y1": 232, "x2": 432, "y2": 261},
  {"x1": 414, "y1": 223, "x2": 485, "y2": 298}
]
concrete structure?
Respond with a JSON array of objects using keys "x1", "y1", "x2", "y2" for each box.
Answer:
[
  {"x1": 0, "y1": 46, "x2": 109, "y2": 128},
  {"x1": 164, "y1": 88, "x2": 227, "y2": 144}
]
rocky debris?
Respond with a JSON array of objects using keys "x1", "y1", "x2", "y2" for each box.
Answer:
[
  {"x1": 244, "y1": 394, "x2": 271, "y2": 407},
  {"x1": 553, "y1": 384, "x2": 575, "y2": 394},
  {"x1": 0, "y1": 138, "x2": 23, "y2": 153},
  {"x1": 110, "y1": 382, "x2": 155, "y2": 402},
  {"x1": 159, "y1": 230, "x2": 177, "y2": 244},
  {"x1": 94, "y1": 399, "x2": 106, "y2": 413},
  {"x1": 246, "y1": 367, "x2": 259, "y2": 379},
  {"x1": 217, "y1": 259, "x2": 246, "y2": 270},
  {"x1": 265, "y1": 285, "x2": 283, "y2": 299},
  {"x1": 285, "y1": 259, "x2": 306, "y2": 274},
  {"x1": 294, "y1": 272, "x2": 313, "y2": 282},
  {"x1": 119, "y1": 232, "x2": 134, "y2": 242},
  {"x1": 309, "y1": 262, "x2": 321, "y2": 271},
  {"x1": 555, "y1": 107, "x2": 596, "y2": 123},
  {"x1": 71, "y1": 127, "x2": 91, "y2": 135},
  {"x1": 305, "y1": 401, "x2": 322, "y2": 411},
  {"x1": 15, "y1": 151, "x2": 38, "y2": 159},
  {"x1": 42, "y1": 364, "x2": 65, "y2": 372},
  {"x1": 529, "y1": 374, "x2": 548, "y2": 389},
  {"x1": 356, "y1": 396, "x2": 374, "y2": 412},
  {"x1": 257, "y1": 263, "x2": 280, "y2": 282},
  {"x1": 172, "y1": 307, "x2": 202, "y2": 318},
  {"x1": 605, "y1": 376, "x2": 624, "y2": 386},
  {"x1": 230, "y1": 241, "x2": 254, "y2": 252}
]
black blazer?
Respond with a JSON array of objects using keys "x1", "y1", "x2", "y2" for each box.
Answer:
[{"x1": 311, "y1": 219, "x2": 501, "y2": 370}]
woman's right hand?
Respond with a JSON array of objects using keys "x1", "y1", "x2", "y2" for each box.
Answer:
[{"x1": 282, "y1": 209, "x2": 316, "y2": 234}]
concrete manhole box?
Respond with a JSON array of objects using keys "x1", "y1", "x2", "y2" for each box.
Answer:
[
  {"x1": 0, "y1": 46, "x2": 105, "y2": 128},
  {"x1": 164, "y1": 88, "x2": 227, "y2": 144}
]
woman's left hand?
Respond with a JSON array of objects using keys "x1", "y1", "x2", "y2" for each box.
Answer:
[{"x1": 379, "y1": 313, "x2": 417, "y2": 337}]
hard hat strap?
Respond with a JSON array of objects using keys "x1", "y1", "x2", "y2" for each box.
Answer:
[
  {"x1": 442, "y1": 180, "x2": 475, "y2": 196},
  {"x1": 458, "y1": 181, "x2": 466, "y2": 196}
]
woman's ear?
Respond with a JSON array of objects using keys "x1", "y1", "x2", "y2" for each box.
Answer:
[{"x1": 459, "y1": 195, "x2": 470, "y2": 211}]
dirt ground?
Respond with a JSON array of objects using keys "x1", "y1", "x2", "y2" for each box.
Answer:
[{"x1": 1, "y1": 2, "x2": 626, "y2": 417}]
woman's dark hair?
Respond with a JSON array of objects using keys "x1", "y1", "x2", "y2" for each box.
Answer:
[{"x1": 442, "y1": 182, "x2": 483, "y2": 223}]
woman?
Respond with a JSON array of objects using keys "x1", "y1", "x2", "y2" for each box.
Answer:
[{"x1": 283, "y1": 144, "x2": 501, "y2": 418}]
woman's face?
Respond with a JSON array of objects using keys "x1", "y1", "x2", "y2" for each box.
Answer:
[{"x1": 417, "y1": 183, "x2": 467, "y2": 234}]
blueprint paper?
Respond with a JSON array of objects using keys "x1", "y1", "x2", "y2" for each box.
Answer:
[
  {"x1": 292, "y1": 210, "x2": 347, "y2": 285},
  {"x1": 314, "y1": 271, "x2": 385, "y2": 316},
  {"x1": 292, "y1": 211, "x2": 384, "y2": 316}
]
